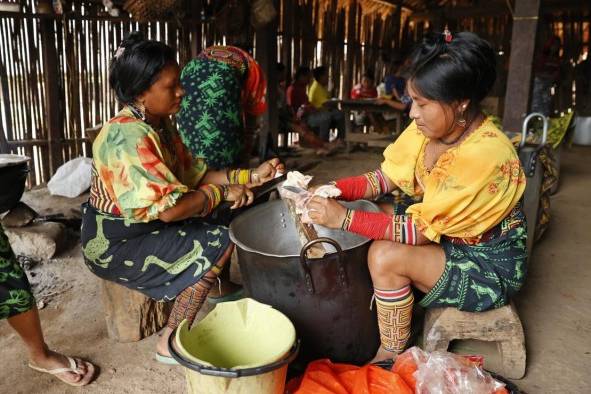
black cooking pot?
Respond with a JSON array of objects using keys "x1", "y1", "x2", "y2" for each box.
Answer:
[
  {"x1": 0, "y1": 155, "x2": 29, "y2": 214},
  {"x1": 230, "y1": 199, "x2": 380, "y2": 365}
]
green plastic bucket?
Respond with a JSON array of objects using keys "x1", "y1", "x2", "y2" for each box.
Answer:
[{"x1": 169, "y1": 298, "x2": 298, "y2": 394}]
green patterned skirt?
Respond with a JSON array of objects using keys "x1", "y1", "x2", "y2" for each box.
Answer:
[
  {"x1": 80, "y1": 204, "x2": 231, "y2": 301},
  {"x1": 0, "y1": 224, "x2": 35, "y2": 319},
  {"x1": 419, "y1": 204, "x2": 528, "y2": 312}
]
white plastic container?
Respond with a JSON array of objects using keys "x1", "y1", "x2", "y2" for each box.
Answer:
[{"x1": 573, "y1": 116, "x2": 591, "y2": 146}]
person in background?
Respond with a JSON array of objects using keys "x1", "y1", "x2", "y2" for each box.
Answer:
[
  {"x1": 278, "y1": 63, "x2": 335, "y2": 155},
  {"x1": 177, "y1": 45, "x2": 267, "y2": 169},
  {"x1": 1, "y1": 224, "x2": 96, "y2": 386},
  {"x1": 306, "y1": 66, "x2": 346, "y2": 143},
  {"x1": 351, "y1": 71, "x2": 387, "y2": 133},
  {"x1": 531, "y1": 35, "x2": 562, "y2": 116},
  {"x1": 377, "y1": 59, "x2": 412, "y2": 112}
]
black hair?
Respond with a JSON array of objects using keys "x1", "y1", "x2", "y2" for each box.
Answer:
[
  {"x1": 312, "y1": 66, "x2": 327, "y2": 81},
  {"x1": 276, "y1": 62, "x2": 286, "y2": 73},
  {"x1": 294, "y1": 66, "x2": 311, "y2": 81},
  {"x1": 109, "y1": 31, "x2": 176, "y2": 104},
  {"x1": 362, "y1": 70, "x2": 374, "y2": 81},
  {"x1": 408, "y1": 31, "x2": 496, "y2": 115}
]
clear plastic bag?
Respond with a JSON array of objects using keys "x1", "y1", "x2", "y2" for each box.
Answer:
[{"x1": 393, "y1": 347, "x2": 508, "y2": 394}]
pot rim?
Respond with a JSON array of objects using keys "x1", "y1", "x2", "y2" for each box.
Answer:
[
  {"x1": 229, "y1": 199, "x2": 377, "y2": 258},
  {"x1": 0, "y1": 154, "x2": 30, "y2": 169}
]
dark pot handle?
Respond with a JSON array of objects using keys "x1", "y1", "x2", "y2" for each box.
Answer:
[
  {"x1": 299, "y1": 237, "x2": 347, "y2": 294},
  {"x1": 168, "y1": 329, "x2": 300, "y2": 378}
]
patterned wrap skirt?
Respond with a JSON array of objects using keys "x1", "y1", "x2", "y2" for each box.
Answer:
[
  {"x1": 388, "y1": 197, "x2": 528, "y2": 312},
  {"x1": 0, "y1": 224, "x2": 35, "y2": 319},
  {"x1": 422, "y1": 204, "x2": 527, "y2": 312},
  {"x1": 80, "y1": 204, "x2": 231, "y2": 301}
]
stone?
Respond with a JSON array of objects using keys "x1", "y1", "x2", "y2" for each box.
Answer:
[
  {"x1": 20, "y1": 186, "x2": 88, "y2": 221},
  {"x1": 5, "y1": 222, "x2": 66, "y2": 260},
  {"x1": 16, "y1": 255, "x2": 38, "y2": 271},
  {"x1": 101, "y1": 280, "x2": 173, "y2": 343},
  {"x1": 1, "y1": 202, "x2": 38, "y2": 228},
  {"x1": 422, "y1": 302, "x2": 526, "y2": 380}
]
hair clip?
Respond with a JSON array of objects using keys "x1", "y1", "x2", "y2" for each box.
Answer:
[
  {"x1": 443, "y1": 26, "x2": 453, "y2": 43},
  {"x1": 114, "y1": 46, "x2": 125, "y2": 59}
]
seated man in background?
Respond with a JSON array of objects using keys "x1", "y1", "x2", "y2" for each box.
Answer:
[
  {"x1": 279, "y1": 63, "x2": 335, "y2": 155},
  {"x1": 351, "y1": 71, "x2": 387, "y2": 133},
  {"x1": 378, "y1": 59, "x2": 412, "y2": 113},
  {"x1": 306, "y1": 66, "x2": 346, "y2": 143}
]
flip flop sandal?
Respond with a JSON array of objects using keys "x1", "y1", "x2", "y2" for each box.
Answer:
[
  {"x1": 29, "y1": 356, "x2": 96, "y2": 387},
  {"x1": 155, "y1": 352, "x2": 179, "y2": 365}
]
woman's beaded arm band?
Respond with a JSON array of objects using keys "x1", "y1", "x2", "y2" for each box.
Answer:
[
  {"x1": 227, "y1": 169, "x2": 257, "y2": 185},
  {"x1": 197, "y1": 184, "x2": 226, "y2": 217},
  {"x1": 334, "y1": 169, "x2": 389, "y2": 201},
  {"x1": 341, "y1": 210, "x2": 418, "y2": 245}
]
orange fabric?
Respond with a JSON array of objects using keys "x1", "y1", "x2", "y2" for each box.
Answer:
[
  {"x1": 292, "y1": 359, "x2": 413, "y2": 394},
  {"x1": 198, "y1": 46, "x2": 267, "y2": 116},
  {"x1": 391, "y1": 351, "x2": 418, "y2": 390}
]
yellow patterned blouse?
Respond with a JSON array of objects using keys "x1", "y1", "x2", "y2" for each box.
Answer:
[
  {"x1": 89, "y1": 107, "x2": 208, "y2": 222},
  {"x1": 381, "y1": 118, "x2": 526, "y2": 243}
]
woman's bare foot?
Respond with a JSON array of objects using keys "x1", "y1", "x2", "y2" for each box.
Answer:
[
  {"x1": 156, "y1": 327, "x2": 174, "y2": 357},
  {"x1": 369, "y1": 346, "x2": 397, "y2": 364},
  {"x1": 29, "y1": 349, "x2": 96, "y2": 386}
]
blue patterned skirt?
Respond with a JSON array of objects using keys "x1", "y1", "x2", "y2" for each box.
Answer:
[{"x1": 80, "y1": 204, "x2": 231, "y2": 301}]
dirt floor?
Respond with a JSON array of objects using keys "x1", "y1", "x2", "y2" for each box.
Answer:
[{"x1": 0, "y1": 146, "x2": 590, "y2": 393}]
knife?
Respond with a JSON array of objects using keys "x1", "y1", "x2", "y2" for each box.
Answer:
[{"x1": 282, "y1": 185, "x2": 308, "y2": 194}]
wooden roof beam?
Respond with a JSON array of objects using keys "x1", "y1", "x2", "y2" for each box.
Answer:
[{"x1": 410, "y1": 0, "x2": 589, "y2": 21}]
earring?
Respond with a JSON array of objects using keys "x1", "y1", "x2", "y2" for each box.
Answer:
[
  {"x1": 129, "y1": 101, "x2": 146, "y2": 122},
  {"x1": 456, "y1": 112, "x2": 467, "y2": 128}
]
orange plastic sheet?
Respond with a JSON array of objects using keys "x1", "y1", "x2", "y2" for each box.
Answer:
[{"x1": 290, "y1": 359, "x2": 413, "y2": 394}]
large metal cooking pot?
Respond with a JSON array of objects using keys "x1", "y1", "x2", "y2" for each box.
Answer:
[
  {"x1": 0, "y1": 154, "x2": 29, "y2": 214},
  {"x1": 230, "y1": 199, "x2": 380, "y2": 365}
]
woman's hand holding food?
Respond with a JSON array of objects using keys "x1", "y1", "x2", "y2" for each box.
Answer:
[
  {"x1": 225, "y1": 185, "x2": 254, "y2": 209},
  {"x1": 306, "y1": 196, "x2": 348, "y2": 229},
  {"x1": 250, "y1": 158, "x2": 285, "y2": 186}
]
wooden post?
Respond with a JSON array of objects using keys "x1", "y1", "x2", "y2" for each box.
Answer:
[
  {"x1": 343, "y1": 2, "x2": 357, "y2": 99},
  {"x1": 281, "y1": 0, "x2": 293, "y2": 72},
  {"x1": 502, "y1": 0, "x2": 541, "y2": 132},
  {"x1": 39, "y1": 1, "x2": 63, "y2": 175},
  {"x1": 255, "y1": 0, "x2": 279, "y2": 161},
  {"x1": 190, "y1": 0, "x2": 202, "y2": 58}
]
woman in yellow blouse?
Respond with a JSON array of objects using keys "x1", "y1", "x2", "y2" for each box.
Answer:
[
  {"x1": 307, "y1": 31, "x2": 527, "y2": 363},
  {"x1": 81, "y1": 32, "x2": 283, "y2": 364}
]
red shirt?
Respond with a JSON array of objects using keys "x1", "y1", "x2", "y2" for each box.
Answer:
[
  {"x1": 350, "y1": 83, "x2": 377, "y2": 99},
  {"x1": 287, "y1": 82, "x2": 310, "y2": 113}
]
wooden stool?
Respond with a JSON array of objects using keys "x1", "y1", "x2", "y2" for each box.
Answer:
[
  {"x1": 101, "y1": 280, "x2": 173, "y2": 343},
  {"x1": 422, "y1": 302, "x2": 526, "y2": 379}
]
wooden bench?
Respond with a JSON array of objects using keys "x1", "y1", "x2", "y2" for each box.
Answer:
[
  {"x1": 422, "y1": 302, "x2": 526, "y2": 379},
  {"x1": 101, "y1": 280, "x2": 173, "y2": 343}
]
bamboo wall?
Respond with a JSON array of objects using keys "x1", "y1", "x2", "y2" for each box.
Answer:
[
  {"x1": 1, "y1": 0, "x2": 588, "y2": 186},
  {"x1": 0, "y1": 0, "x2": 195, "y2": 186}
]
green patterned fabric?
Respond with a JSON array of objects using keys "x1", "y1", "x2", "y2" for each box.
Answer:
[
  {"x1": 177, "y1": 58, "x2": 243, "y2": 169},
  {"x1": 0, "y1": 224, "x2": 34, "y2": 319},
  {"x1": 419, "y1": 204, "x2": 528, "y2": 312},
  {"x1": 80, "y1": 204, "x2": 230, "y2": 301}
]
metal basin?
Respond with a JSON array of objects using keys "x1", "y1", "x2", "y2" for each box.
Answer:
[
  {"x1": 0, "y1": 154, "x2": 29, "y2": 214},
  {"x1": 230, "y1": 199, "x2": 381, "y2": 365}
]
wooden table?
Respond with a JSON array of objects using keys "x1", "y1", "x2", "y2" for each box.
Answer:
[{"x1": 330, "y1": 98, "x2": 405, "y2": 148}]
